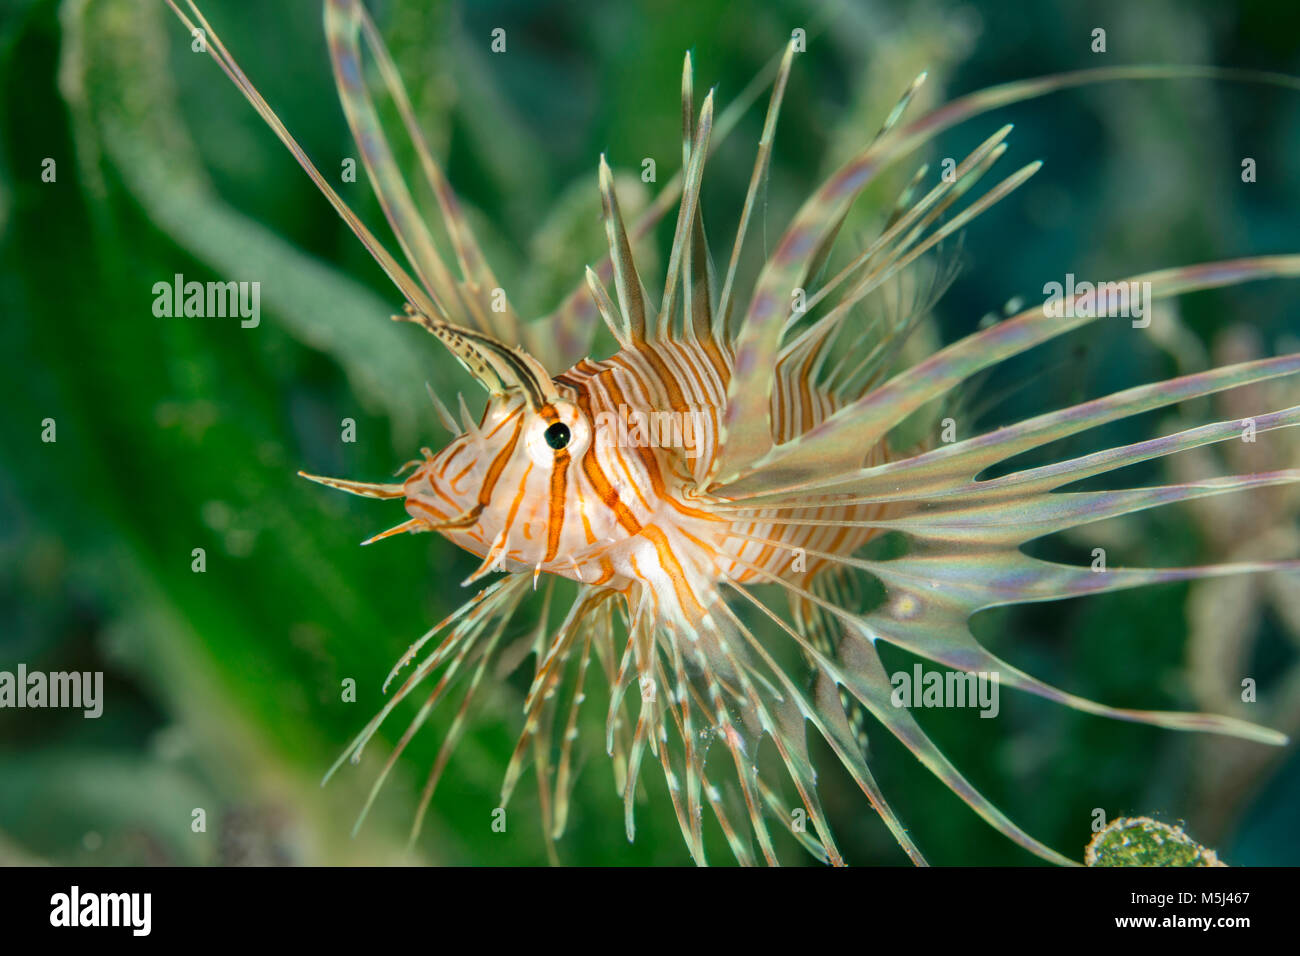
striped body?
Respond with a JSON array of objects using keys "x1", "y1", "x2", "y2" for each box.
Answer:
[{"x1": 403, "y1": 339, "x2": 891, "y2": 616}]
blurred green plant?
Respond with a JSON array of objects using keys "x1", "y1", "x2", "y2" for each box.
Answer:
[{"x1": 1086, "y1": 816, "x2": 1223, "y2": 867}]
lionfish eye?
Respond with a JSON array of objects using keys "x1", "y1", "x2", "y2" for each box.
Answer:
[{"x1": 543, "y1": 422, "x2": 571, "y2": 450}]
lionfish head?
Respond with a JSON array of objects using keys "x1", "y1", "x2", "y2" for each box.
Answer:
[{"x1": 303, "y1": 320, "x2": 604, "y2": 581}]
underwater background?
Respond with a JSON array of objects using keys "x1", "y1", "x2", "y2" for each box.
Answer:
[{"x1": 1, "y1": 0, "x2": 1298, "y2": 865}]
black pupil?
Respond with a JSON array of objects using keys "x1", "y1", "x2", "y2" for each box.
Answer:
[{"x1": 543, "y1": 422, "x2": 571, "y2": 450}]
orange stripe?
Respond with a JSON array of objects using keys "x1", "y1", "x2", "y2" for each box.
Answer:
[
  {"x1": 641, "y1": 525, "x2": 706, "y2": 620},
  {"x1": 483, "y1": 403, "x2": 524, "y2": 439},
  {"x1": 622, "y1": 345, "x2": 687, "y2": 413},
  {"x1": 571, "y1": 382, "x2": 644, "y2": 535},
  {"x1": 493, "y1": 461, "x2": 533, "y2": 565},
  {"x1": 478, "y1": 417, "x2": 522, "y2": 507},
  {"x1": 544, "y1": 450, "x2": 568, "y2": 563}
]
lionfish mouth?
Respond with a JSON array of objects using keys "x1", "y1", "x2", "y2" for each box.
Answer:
[{"x1": 172, "y1": 0, "x2": 1300, "y2": 865}]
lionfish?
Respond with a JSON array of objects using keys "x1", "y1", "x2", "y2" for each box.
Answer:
[{"x1": 169, "y1": 0, "x2": 1300, "y2": 865}]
